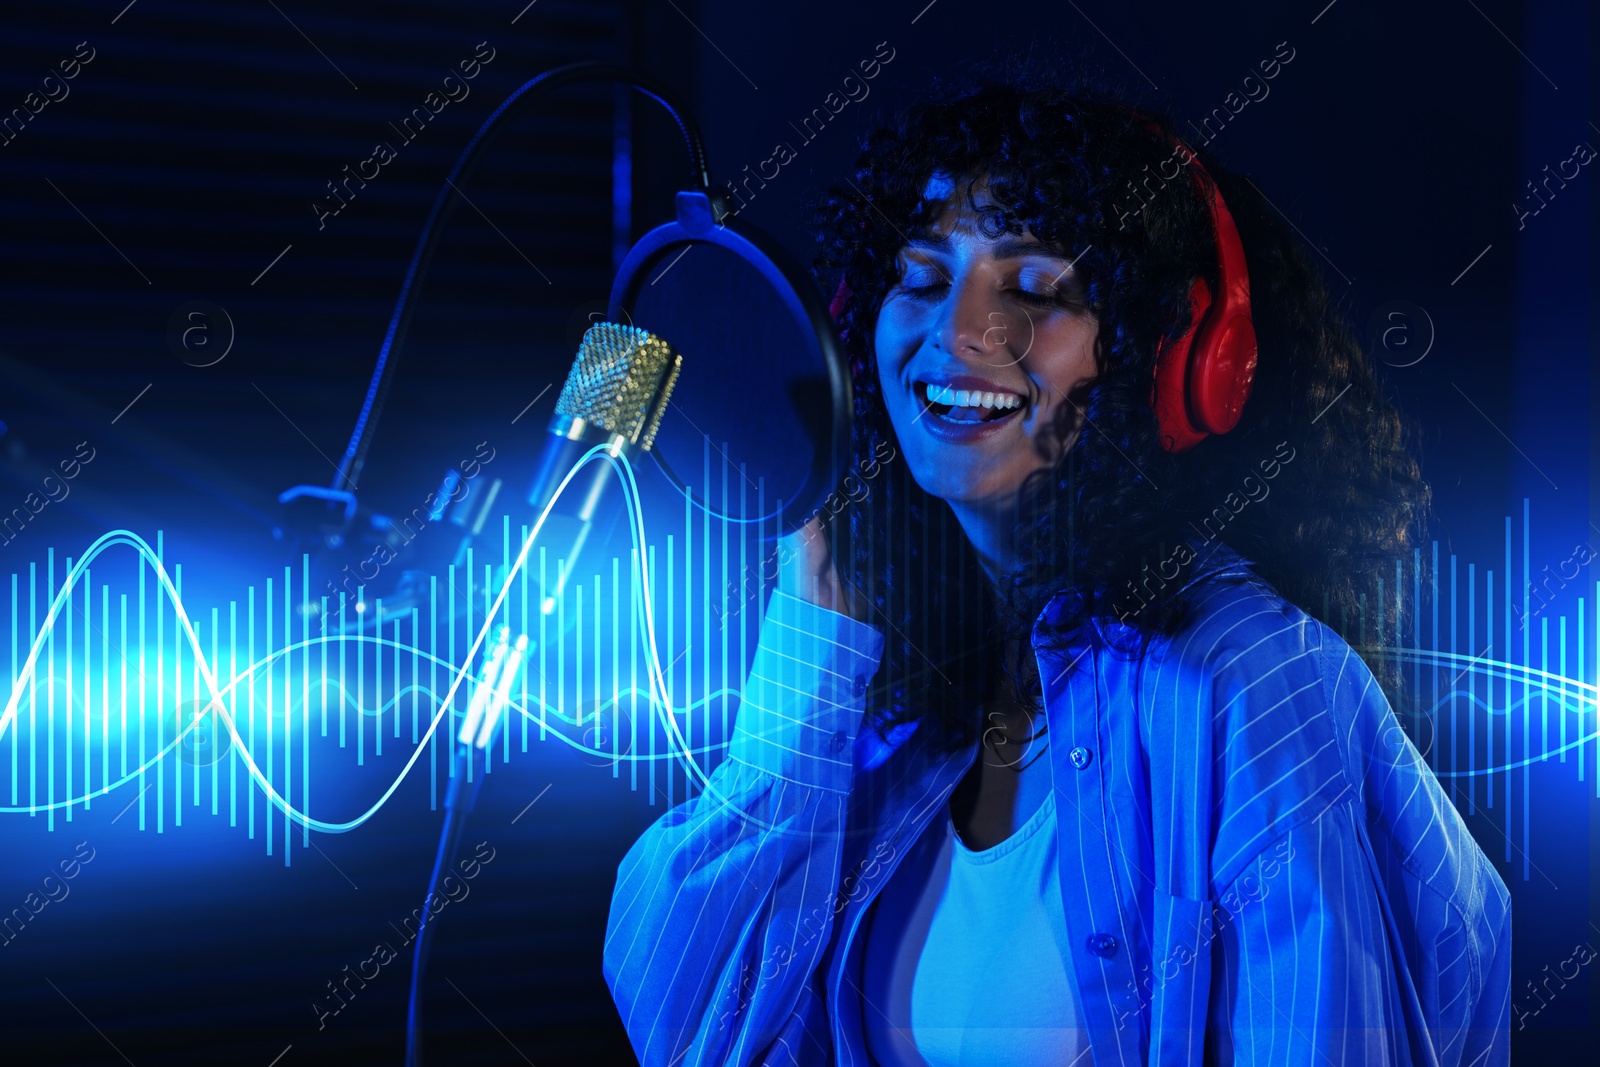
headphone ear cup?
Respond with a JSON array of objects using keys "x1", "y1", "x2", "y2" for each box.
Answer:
[
  {"x1": 1185, "y1": 181, "x2": 1258, "y2": 435},
  {"x1": 1150, "y1": 277, "x2": 1213, "y2": 453},
  {"x1": 1189, "y1": 312, "x2": 1258, "y2": 434},
  {"x1": 1125, "y1": 115, "x2": 1258, "y2": 453}
]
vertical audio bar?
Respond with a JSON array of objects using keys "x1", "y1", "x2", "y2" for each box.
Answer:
[
  {"x1": 646, "y1": 547, "x2": 652, "y2": 806},
  {"x1": 1520, "y1": 503, "x2": 1529, "y2": 878},
  {"x1": 1431, "y1": 541, "x2": 1439, "y2": 774},
  {"x1": 171, "y1": 562, "x2": 179, "y2": 826},
  {"x1": 120, "y1": 594, "x2": 129, "y2": 782},
  {"x1": 373, "y1": 593, "x2": 383, "y2": 760},
  {"x1": 248, "y1": 584, "x2": 255, "y2": 840},
  {"x1": 1468, "y1": 564, "x2": 1476, "y2": 815},
  {"x1": 520, "y1": 524, "x2": 529, "y2": 753},
  {"x1": 539, "y1": 546, "x2": 547, "y2": 743},
  {"x1": 429, "y1": 574, "x2": 438, "y2": 810},
  {"x1": 412, "y1": 608, "x2": 420, "y2": 746},
  {"x1": 1579, "y1": 600, "x2": 1586, "y2": 779},
  {"x1": 338, "y1": 593, "x2": 347, "y2": 748},
  {"x1": 630, "y1": 538, "x2": 640, "y2": 793},
  {"x1": 303, "y1": 556, "x2": 311, "y2": 846},
  {"x1": 576, "y1": 582, "x2": 585, "y2": 738},
  {"x1": 230, "y1": 599, "x2": 237, "y2": 827},
  {"x1": 356, "y1": 581, "x2": 365, "y2": 768},
  {"x1": 710, "y1": 435, "x2": 716, "y2": 777},
  {"x1": 612, "y1": 554, "x2": 620, "y2": 777},
  {"x1": 8, "y1": 572, "x2": 15, "y2": 804},
  {"x1": 667, "y1": 532, "x2": 675, "y2": 808},
  {"x1": 153, "y1": 540, "x2": 162, "y2": 835},
  {"x1": 85, "y1": 568, "x2": 95, "y2": 812},
  {"x1": 282, "y1": 565, "x2": 290, "y2": 864},
  {"x1": 210, "y1": 605, "x2": 218, "y2": 816},
  {"x1": 266, "y1": 575, "x2": 273, "y2": 855},
  {"x1": 136, "y1": 562, "x2": 144, "y2": 829},
  {"x1": 320, "y1": 597, "x2": 329, "y2": 736},
  {"x1": 63, "y1": 555, "x2": 71, "y2": 825},
  {"x1": 1557, "y1": 616, "x2": 1566, "y2": 763},
  {"x1": 393, "y1": 616, "x2": 401, "y2": 745},
  {"x1": 56, "y1": 552, "x2": 64, "y2": 829}
]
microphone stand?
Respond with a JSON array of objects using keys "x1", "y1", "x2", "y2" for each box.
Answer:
[{"x1": 404, "y1": 626, "x2": 527, "y2": 1067}]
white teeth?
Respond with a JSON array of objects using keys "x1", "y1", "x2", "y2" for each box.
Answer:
[{"x1": 924, "y1": 382, "x2": 1022, "y2": 410}]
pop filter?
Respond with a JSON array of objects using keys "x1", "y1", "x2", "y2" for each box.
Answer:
[{"x1": 608, "y1": 190, "x2": 851, "y2": 538}]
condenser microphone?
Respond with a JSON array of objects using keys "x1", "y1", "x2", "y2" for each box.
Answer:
[{"x1": 525, "y1": 321, "x2": 682, "y2": 613}]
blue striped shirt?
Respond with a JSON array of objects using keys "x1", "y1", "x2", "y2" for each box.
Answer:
[{"x1": 603, "y1": 541, "x2": 1511, "y2": 1065}]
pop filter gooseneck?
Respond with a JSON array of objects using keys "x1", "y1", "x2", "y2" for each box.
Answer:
[{"x1": 333, "y1": 61, "x2": 712, "y2": 504}]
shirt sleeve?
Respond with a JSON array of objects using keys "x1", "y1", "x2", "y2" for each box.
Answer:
[
  {"x1": 602, "y1": 588, "x2": 886, "y2": 1066},
  {"x1": 1206, "y1": 803, "x2": 1510, "y2": 1067},
  {"x1": 1207, "y1": 806, "x2": 1409, "y2": 1065}
]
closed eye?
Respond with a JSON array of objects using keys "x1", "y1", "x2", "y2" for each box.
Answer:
[
  {"x1": 892, "y1": 280, "x2": 1086, "y2": 312},
  {"x1": 1011, "y1": 288, "x2": 1072, "y2": 309}
]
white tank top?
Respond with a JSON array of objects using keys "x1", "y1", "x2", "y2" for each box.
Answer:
[{"x1": 860, "y1": 790, "x2": 1093, "y2": 1066}]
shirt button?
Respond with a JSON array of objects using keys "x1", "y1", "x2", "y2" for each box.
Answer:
[
  {"x1": 1087, "y1": 933, "x2": 1118, "y2": 958},
  {"x1": 851, "y1": 676, "x2": 868, "y2": 698},
  {"x1": 830, "y1": 731, "x2": 849, "y2": 753},
  {"x1": 1068, "y1": 746, "x2": 1093, "y2": 770}
]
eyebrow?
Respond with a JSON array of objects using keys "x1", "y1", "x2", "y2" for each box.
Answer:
[{"x1": 904, "y1": 234, "x2": 1078, "y2": 267}]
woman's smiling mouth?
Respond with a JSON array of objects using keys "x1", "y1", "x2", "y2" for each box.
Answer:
[{"x1": 914, "y1": 379, "x2": 1028, "y2": 426}]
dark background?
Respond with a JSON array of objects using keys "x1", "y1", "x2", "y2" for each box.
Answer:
[{"x1": 0, "y1": 0, "x2": 1594, "y2": 1063}]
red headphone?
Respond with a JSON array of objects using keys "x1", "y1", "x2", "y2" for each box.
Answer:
[
  {"x1": 827, "y1": 117, "x2": 1258, "y2": 455},
  {"x1": 1143, "y1": 129, "x2": 1258, "y2": 453}
]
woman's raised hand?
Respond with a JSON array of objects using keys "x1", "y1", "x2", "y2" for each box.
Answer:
[{"x1": 776, "y1": 515, "x2": 869, "y2": 622}]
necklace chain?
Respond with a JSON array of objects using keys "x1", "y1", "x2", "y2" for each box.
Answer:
[{"x1": 979, "y1": 695, "x2": 1049, "y2": 773}]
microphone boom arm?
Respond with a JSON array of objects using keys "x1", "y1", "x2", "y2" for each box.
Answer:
[{"x1": 331, "y1": 62, "x2": 711, "y2": 507}]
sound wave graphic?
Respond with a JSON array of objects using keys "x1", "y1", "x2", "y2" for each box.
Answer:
[
  {"x1": 2, "y1": 456, "x2": 1597, "y2": 878},
  {"x1": 0, "y1": 446, "x2": 763, "y2": 849}
]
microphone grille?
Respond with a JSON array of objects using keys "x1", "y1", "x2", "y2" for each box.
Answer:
[{"x1": 557, "y1": 323, "x2": 682, "y2": 448}]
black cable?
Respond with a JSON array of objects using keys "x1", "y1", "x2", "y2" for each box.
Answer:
[
  {"x1": 332, "y1": 62, "x2": 711, "y2": 498},
  {"x1": 404, "y1": 742, "x2": 486, "y2": 1067},
  {"x1": 373, "y1": 63, "x2": 705, "y2": 1064}
]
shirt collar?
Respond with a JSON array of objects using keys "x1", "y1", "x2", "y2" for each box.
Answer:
[{"x1": 1031, "y1": 536, "x2": 1258, "y2": 644}]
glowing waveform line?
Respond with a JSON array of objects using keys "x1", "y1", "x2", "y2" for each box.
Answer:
[
  {"x1": 0, "y1": 677, "x2": 742, "y2": 817},
  {"x1": 2, "y1": 527, "x2": 442, "y2": 832},
  {"x1": 3, "y1": 449, "x2": 618, "y2": 830},
  {"x1": 2, "y1": 632, "x2": 743, "y2": 816},
  {"x1": 1374, "y1": 646, "x2": 1599, "y2": 715},
  {"x1": 1, "y1": 734, "x2": 201, "y2": 815},
  {"x1": 0, "y1": 630, "x2": 736, "y2": 812},
  {"x1": 1414, "y1": 689, "x2": 1591, "y2": 723},
  {"x1": 26, "y1": 491, "x2": 1594, "y2": 833},
  {"x1": 567, "y1": 443, "x2": 771, "y2": 826},
  {"x1": 1, "y1": 445, "x2": 767, "y2": 833},
  {"x1": 1431, "y1": 728, "x2": 1600, "y2": 776},
  {"x1": 1361, "y1": 645, "x2": 1600, "y2": 777},
  {"x1": 212, "y1": 631, "x2": 740, "y2": 732}
]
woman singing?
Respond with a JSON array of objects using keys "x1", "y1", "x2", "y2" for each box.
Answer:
[{"x1": 603, "y1": 73, "x2": 1511, "y2": 1065}]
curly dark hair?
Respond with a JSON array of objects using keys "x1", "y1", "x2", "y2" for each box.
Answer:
[{"x1": 808, "y1": 70, "x2": 1432, "y2": 758}]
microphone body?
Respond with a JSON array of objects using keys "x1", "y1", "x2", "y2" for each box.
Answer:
[{"x1": 524, "y1": 323, "x2": 681, "y2": 612}]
